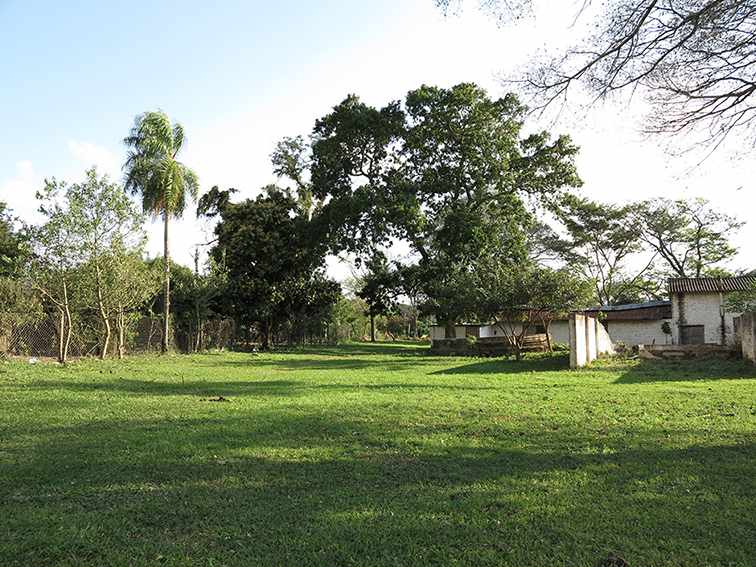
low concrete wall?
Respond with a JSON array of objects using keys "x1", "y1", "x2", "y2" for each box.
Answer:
[
  {"x1": 430, "y1": 335, "x2": 549, "y2": 357},
  {"x1": 570, "y1": 313, "x2": 615, "y2": 368},
  {"x1": 638, "y1": 344, "x2": 739, "y2": 361},
  {"x1": 741, "y1": 312, "x2": 755, "y2": 364}
]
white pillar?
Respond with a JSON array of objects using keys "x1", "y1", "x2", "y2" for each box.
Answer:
[{"x1": 569, "y1": 313, "x2": 587, "y2": 368}]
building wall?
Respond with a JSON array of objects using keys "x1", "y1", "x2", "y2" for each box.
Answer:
[
  {"x1": 604, "y1": 319, "x2": 672, "y2": 347},
  {"x1": 430, "y1": 325, "x2": 469, "y2": 341},
  {"x1": 671, "y1": 292, "x2": 739, "y2": 346},
  {"x1": 741, "y1": 312, "x2": 755, "y2": 363},
  {"x1": 549, "y1": 320, "x2": 570, "y2": 345}
]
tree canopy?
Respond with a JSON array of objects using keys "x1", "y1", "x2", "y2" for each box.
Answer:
[{"x1": 204, "y1": 186, "x2": 339, "y2": 349}]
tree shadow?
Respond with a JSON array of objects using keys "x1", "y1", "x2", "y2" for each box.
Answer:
[
  {"x1": 272, "y1": 341, "x2": 430, "y2": 357},
  {"x1": 431, "y1": 354, "x2": 570, "y2": 376},
  {"x1": 3, "y1": 411, "x2": 754, "y2": 566},
  {"x1": 609, "y1": 358, "x2": 756, "y2": 384}
]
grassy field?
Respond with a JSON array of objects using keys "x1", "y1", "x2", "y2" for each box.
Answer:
[{"x1": 1, "y1": 343, "x2": 755, "y2": 566}]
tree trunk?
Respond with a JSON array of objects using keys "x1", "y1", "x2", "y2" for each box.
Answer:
[
  {"x1": 116, "y1": 307, "x2": 126, "y2": 360},
  {"x1": 162, "y1": 211, "x2": 171, "y2": 354},
  {"x1": 444, "y1": 320, "x2": 455, "y2": 339},
  {"x1": 370, "y1": 312, "x2": 376, "y2": 342},
  {"x1": 62, "y1": 279, "x2": 72, "y2": 363},
  {"x1": 57, "y1": 308, "x2": 65, "y2": 364},
  {"x1": 260, "y1": 319, "x2": 270, "y2": 350},
  {"x1": 544, "y1": 318, "x2": 553, "y2": 352}
]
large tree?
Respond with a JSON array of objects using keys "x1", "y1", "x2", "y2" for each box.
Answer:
[
  {"x1": 123, "y1": 110, "x2": 199, "y2": 353},
  {"x1": 633, "y1": 197, "x2": 742, "y2": 277},
  {"x1": 438, "y1": 1, "x2": 756, "y2": 149},
  {"x1": 356, "y1": 252, "x2": 398, "y2": 342},
  {"x1": 279, "y1": 83, "x2": 581, "y2": 332},
  {"x1": 553, "y1": 196, "x2": 657, "y2": 305},
  {"x1": 202, "y1": 186, "x2": 338, "y2": 350}
]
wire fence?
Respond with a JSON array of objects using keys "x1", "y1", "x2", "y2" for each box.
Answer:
[{"x1": 0, "y1": 316, "x2": 236, "y2": 359}]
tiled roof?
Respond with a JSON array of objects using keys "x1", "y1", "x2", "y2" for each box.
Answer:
[{"x1": 668, "y1": 275, "x2": 756, "y2": 294}]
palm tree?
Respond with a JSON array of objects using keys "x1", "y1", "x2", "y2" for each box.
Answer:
[{"x1": 123, "y1": 111, "x2": 199, "y2": 353}]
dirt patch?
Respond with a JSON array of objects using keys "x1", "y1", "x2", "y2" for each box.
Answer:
[{"x1": 201, "y1": 396, "x2": 230, "y2": 403}]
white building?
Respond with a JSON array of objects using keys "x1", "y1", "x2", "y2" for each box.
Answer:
[
  {"x1": 584, "y1": 301, "x2": 672, "y2": 347},
  {"x1": 669, "y1": 275, "x2": 756, "y2": 346},
  {"x1": 429, "y1": 301, "x2": 672, "y2": 349}
]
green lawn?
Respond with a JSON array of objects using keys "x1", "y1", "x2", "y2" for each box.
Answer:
[{"x1": 1, "y1": 343, "x2": 755, "y2": 566}]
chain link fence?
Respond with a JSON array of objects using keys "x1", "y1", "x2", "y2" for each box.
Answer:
[{"x1": 0, "y1": 316, "x2": 236, "y2": 359}]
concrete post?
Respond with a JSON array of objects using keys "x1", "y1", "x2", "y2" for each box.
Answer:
[
  {"x1": 569, "y1": 313, "x2": 587, "y2": 368},
  {"x1": 741, "y1": 312, "x2": 755, "y2": 364},
  {"x1": 585, "y1": 315, "x2": 598, "y2": 363}
]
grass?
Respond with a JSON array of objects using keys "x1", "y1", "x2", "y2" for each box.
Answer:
[{"x1": 1, "y1": 343, "x2": 755, "y2": 566}]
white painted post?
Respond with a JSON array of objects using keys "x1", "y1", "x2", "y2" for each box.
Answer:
[
  {"x1": 741, "y1": 312, "x2": 755, "y2": 364},
  {"x1": 569, "y1": 313, "x2": 587, "y2": 368},
  {"x1": 585, "y1": 315, "x2": 598, "y2": 363}
]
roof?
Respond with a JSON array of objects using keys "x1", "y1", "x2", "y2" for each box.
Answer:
[
  {"x1": 586, "y1": 300, "x2": 670, "y2": 313},
  {"x1": 668, "y1": 275, "x2": 756, "y2": 294},
  {"x1": 586, "y1": 300, "x2": 672, "y2": 321}
]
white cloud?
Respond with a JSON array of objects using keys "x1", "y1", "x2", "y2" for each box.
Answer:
[
  {"x1": 0, "y1": 160, "x2": 41, "y2": 222},
  {"x1": 66, "y1": 140, "x2": 120, "y2": 179}
]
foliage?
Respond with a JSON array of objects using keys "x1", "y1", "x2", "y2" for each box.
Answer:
[
  {"x1": 28, "y1": 179, "x2": 84, "y2": 363},
  {"x1": 356, "y1": 252, "x2": 398, "y2": 342},
  {"x1": 0, "y1": 277, "x2": 43, "y2": 330},
  {"x1": 207, "y1": 186, "x2": 338, "y2": 349},
  {"x1": 328, "y1": 295, "x2": 370, "y2": 341},
  {"x1": 155, "y1": 259, "x2": 226, "y2": 352},
  {"x1": 306, "y1": 84, "x2": 580, "y2": 259},
  {"x1": 280, "y1": 83, "x2": 582, "y2": 328},
  {"x1": 2, "y1": 346, "x2": 755, "y2": 566},
  {"x1": 0, "y1": 202, "x2": 29, "y2": 278},
  {"x1": 26, "y1": 171, "x2": 158, "y2": 361},
  {"x1": 123, "y1": 110, "x2": 199, "y2": 353},
  {"x1": 66, "y1": 168, "x2": 147, "y2": 358},
  {"x1": 726, "y1": 280, "x2": 756, "y2": 313},
  {"x1": 551, "y1": 196, "x2": 655, "y2": 305},
  {"x1": 633, "y1": 197, "x2": 742, "y2": 278}
]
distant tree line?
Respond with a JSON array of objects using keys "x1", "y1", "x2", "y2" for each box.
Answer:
[{"x1": 1, "y1": 83, "x2": 749, "y2": 363}]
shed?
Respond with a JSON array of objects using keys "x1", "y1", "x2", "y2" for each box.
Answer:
[{"x1": 668, "y1": 275, "x2": 756, "y2": 346}]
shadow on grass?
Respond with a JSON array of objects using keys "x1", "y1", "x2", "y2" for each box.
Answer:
[
  {"x1": 202, "y1": 357, "x2": 433, "y2": 372},
  {"x1": 607, "y1": 358, "x2": 756, "y2": 384},
  {"x1": 9, "y1": 378, "x2": 503, "y2": 398},
  {"x1": 430, "y1": 354, "x2": 570, "y2": 376},
  {"x1": 3, "y1": 411, "x2": 755, "y2": 566},
  {"x1": 271, "y1": 341, "x2": 430, "y2": 357}
]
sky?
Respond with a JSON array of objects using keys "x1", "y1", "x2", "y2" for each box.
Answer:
[{"x1": 1, "y1": 0, "x2": 754, "y2": 279}]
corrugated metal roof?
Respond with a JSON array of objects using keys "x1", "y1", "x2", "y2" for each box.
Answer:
[
  {"x1": 586, "y1": 300, "x2": 670, "y2": 312},
  {"x1": 585, "y1": 300, "x2": 672, "y2": 321},
  {"x1": 668, "y1": 275, "x2": 756, "y2": 294}
]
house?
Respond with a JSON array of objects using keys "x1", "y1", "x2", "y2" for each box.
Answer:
[
  {"x1": 429, "y1": 301, "x2": 673, "y2": 350},
  {"x1": 669, "y1": 275, "x2": 756, "y2": 346}
]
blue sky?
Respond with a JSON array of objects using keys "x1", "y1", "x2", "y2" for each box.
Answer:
[
  {"x1": 2, "y1": 0, "x2": 754, "y2": 274},
  {"x1": 1, "y1": 1, "x2": 393, "y2": 173}
]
